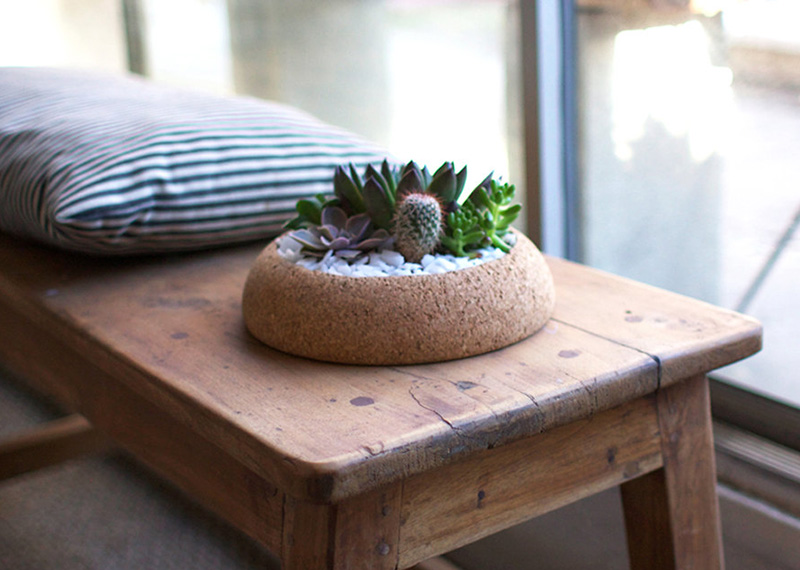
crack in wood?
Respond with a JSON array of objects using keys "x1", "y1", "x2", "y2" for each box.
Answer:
[{"x1": 551, "y1": 317, "x2": 663, "y2": 389}]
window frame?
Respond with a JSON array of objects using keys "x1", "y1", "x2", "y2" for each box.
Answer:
[{"x1": 530, "y1": 0, "x2": 800, "y2": 516}]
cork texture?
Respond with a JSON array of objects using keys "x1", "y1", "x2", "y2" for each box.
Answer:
[{"x1": 242, "y1": 230, "x2": 556, "y2": 365}]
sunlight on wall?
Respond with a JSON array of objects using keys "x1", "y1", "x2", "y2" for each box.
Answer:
[
  {"x1": 386, "y1": 8, "x2": 510, "y2": 188},
  {"x1": 611, "y1": 20, "x2": 733, "y2": 164},
  {"x1": 0, "y1": 0, "x2": 124, "y2": 70},
  {"x1": 143, "y1": 0, "x2": 233, "y2": 94}
]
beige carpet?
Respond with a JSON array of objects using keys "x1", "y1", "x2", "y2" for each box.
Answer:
[{"x1": 0, "y1": 368, "x2": 280, "y2": 570}]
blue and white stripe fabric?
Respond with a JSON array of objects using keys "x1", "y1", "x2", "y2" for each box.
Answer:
[{"x1": 0, "y1": 67, "x2": 390, "y2": 254}]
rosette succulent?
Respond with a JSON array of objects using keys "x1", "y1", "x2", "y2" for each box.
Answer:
[
  {"x1": 284, "y1": 159, "x2": 521, "y2": 262},
  {"x1": 289, "y1": 206, "x2": 392, "y2": 260}
]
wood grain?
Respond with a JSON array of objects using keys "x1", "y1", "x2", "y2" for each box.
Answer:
[
  {"x1": 282, "y1": 484, "x2": 403, "y2": 570},
  {"x1": 0, "y1": 237, "x2": 670, "y2": 502},
  {"x1": 548, "y1": 256, "x2": 762, "y2": 387},
  {"x1": 0, "y1": 235, "x2": 760, "y2": 569},
  {"x1": 398, "y1": 395, "x2": 663, "y2": 568},
  {"x1": 622, "y1": 375, "x2": 724, "y2": 570},
  {"x1": 621, "y1": 468, "x2": 676, "y2": 569},
  {"x1": 0, "y1": 292, "x2": 284, "y2": 551},
  {"x1": 0, "y1": 414, "x2": 111, "y2": 481}
]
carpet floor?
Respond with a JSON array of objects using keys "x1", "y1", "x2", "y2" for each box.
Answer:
[{"x1": 0, "y1": 367, "x2": 280, "y2": 570}]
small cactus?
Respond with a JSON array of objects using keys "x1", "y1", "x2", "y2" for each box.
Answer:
[{"x1": 393, "y1": 193, "x2": 443, "y2": 263}]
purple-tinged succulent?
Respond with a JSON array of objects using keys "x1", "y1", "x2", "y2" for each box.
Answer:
[{"x1": 288, "y1": 206, "x2": 393, "y2": 260}]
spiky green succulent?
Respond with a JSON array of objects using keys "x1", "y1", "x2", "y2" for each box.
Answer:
[{"x1": 284, "y1": 160, "x2": 521, "y2": 261}]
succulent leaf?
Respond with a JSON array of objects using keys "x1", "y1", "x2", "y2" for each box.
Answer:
[
  {"x1": 356, "y1": 229, "x2": 393, "y2": 251},
  {"x1": 365, "y1": 164, "x2": 396, "y2": 207},
  {"x1": 363, "y1": 176, "x2": 395, "y2": 230},
  {"x1": 333, "y1": 165, "x2": 365, "y2": 213},
  {"x1": 428, "y1": 162, "x2": 457, "y2": 204},
  {"x1": 344, "y1": 213, "x2": 371, "y2": 240},
  {"x1": 321, "y1": 206, "x2": 347, "y2": 228},
  {"x1": 401, "y1": 161, "x2": 420, "y2": 179},
  {"x1": 380, "y1": 159, "x2": 399, "y2": 196},
  {"x1": 454, "y1": 166, "x2": 468, "y2": 199},
  {"x1": 396, "y1": 166, "x2": 424, "y2": 198},
  {"x1": 284, "y1": 194, "x2": 334, "y2": 229},
  {"x1": 420, "y1": 165, "x2": 432, "y2": 189},
  {"x1": 295, "y1": 199, "x2": 322, "y2": 224},
  {"x1": 289, "y1": 228, "x2": 326, "y2": 251},
  {"x1": 349, "y1": 164, "x2": 364, "y2": 194}
]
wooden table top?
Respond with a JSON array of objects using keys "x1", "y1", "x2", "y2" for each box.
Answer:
[{"x1": 0, "y1": 236, "x2": 761, "y2": 503}]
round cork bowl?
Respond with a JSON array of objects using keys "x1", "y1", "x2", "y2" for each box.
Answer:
[{"x1": 242, "y1": 229, "x2": 555, "y2": 365}]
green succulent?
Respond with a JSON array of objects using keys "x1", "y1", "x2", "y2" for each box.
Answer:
[
  {"x1": 283, "y1": 193, "x2": 336, "y2": 230},
  {"x1": 285, "y1": 160, "x2": 521, "y2": 261},
  {"x1": 440, "y1": 200, "x2": 486, "y2": 257},
  {"x1": 468, "y1": 179, "x2": 521, "y2": 253}
]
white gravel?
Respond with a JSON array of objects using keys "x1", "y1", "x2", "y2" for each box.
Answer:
[{"x1": 276, "y1": 235, "x2": 512, "y2": 277}]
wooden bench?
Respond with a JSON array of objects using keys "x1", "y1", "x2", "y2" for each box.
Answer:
[{"x1": 0, "y1": 235, "x2": 761, "y2": 569}]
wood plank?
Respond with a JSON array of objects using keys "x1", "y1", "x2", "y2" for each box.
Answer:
[
  {"x1": 332, "y1": 484, "x2": 403, "y2": 570},
  {"x1": 622, "y1": 375, "x2": 723, "y2": 570},
  {"x1": 621, "y1": 469, "x2": 676, "y2": 570},
  {"x1": 0, "y1": 293, "x2": 285, "y2": 552},
  {"x1": 0, "y1": 415, "x2": 111, "y2": 480},
  {"x1": 547, "y1": 256, "x2": 762, "y2": 387},
  {"x1": 397, "y1": 394, "x2": 663, "y2": 568},
  {"x1": 282, "y1": 484, "x2": 403, "y2": 570},
  {"x1": 0, "y1": 237, "x2": 660, "y2": 502},
  {"x1": 281, "y1": 497, "x2": 333, "y2": 570}
]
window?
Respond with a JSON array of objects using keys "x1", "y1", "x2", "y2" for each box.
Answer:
[
  {"x1": 2, "y1": 2, "x2": 795, "y2": 404},
  {"x1": 568, "y1": 0, "x2": 799, "y2": 409}
]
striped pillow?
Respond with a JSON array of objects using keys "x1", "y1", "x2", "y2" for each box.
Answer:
[{"x1": 0, "y1": 67, "x2": 391, "y2": 254}]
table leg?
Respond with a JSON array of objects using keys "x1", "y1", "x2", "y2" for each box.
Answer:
[
  {"x1": 281, "y1": 484, "x2": 402, "y2": 570},
  {"x1": 621, "y1": 374, "x2": 724, "y2": 570}
]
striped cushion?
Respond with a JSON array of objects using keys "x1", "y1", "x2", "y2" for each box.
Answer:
[{"x1": 0, "y1": 67, "x2": 390, "y2": 254}]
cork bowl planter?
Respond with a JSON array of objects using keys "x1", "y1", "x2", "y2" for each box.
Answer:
[{"x1": 242, "y1": 229, "x2": 555, "y2": 365}]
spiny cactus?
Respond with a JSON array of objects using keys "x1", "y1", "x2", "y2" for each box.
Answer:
[{"x1": 393, "y1": 193, "x2": 443, "y2": 263}]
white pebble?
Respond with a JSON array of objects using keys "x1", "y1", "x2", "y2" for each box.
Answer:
[
  {"x1": 352, "y1": 265, "x2": 386, "y2": 278},
  {"x1": 332, "y1": 264, "x2": 352, "y2": 277},
  {"x1": 277, "y1": 235, "x2": 303, "y2": 254},
  {"x1": 425, "y1": 264, "x2": 449, "y2": 274},
  {"x1": 380, "y1": 250, "x2": 405, "y2": 267},
  {"x1": 420, "y1": 254, "x2": 436, "y2": 268},
  {"x1": 321, "y1": 249, "x2": 335, "y2": 267},
  {"x1": 368, "y1": 251, "x2": 390, "y2": 270},
  {"x1": 278, "y1": 245, "x2": 506, "y2": 277},
  {"x1": 296, "y1": 258, "x2": 321, "y2": 271}
]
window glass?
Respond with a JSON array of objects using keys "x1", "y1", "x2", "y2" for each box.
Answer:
[
  {"x1": 574, "y1": 0, "x2": 799, "y2": 406},
  {"x1": 0, "y1": 0, "x2": 524, "y2": 229},
  {"x1": 0, "y1": 0, "x2": 125, "y2": 70},
  {"x1": 226, "y1": 0, "x2": 520, "y2": 199}
]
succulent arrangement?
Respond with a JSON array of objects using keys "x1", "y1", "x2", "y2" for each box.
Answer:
[{"x1": 284, "y1": 160, "x2": 521, "y2": 264}]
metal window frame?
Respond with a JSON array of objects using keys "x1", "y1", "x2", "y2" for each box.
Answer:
[
  {"x1": 524, "y1": 0, "x2": 800, "y2": 518},
  {"x1": 520, "y1": 0, "x2": 577, "y2": 259}
]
